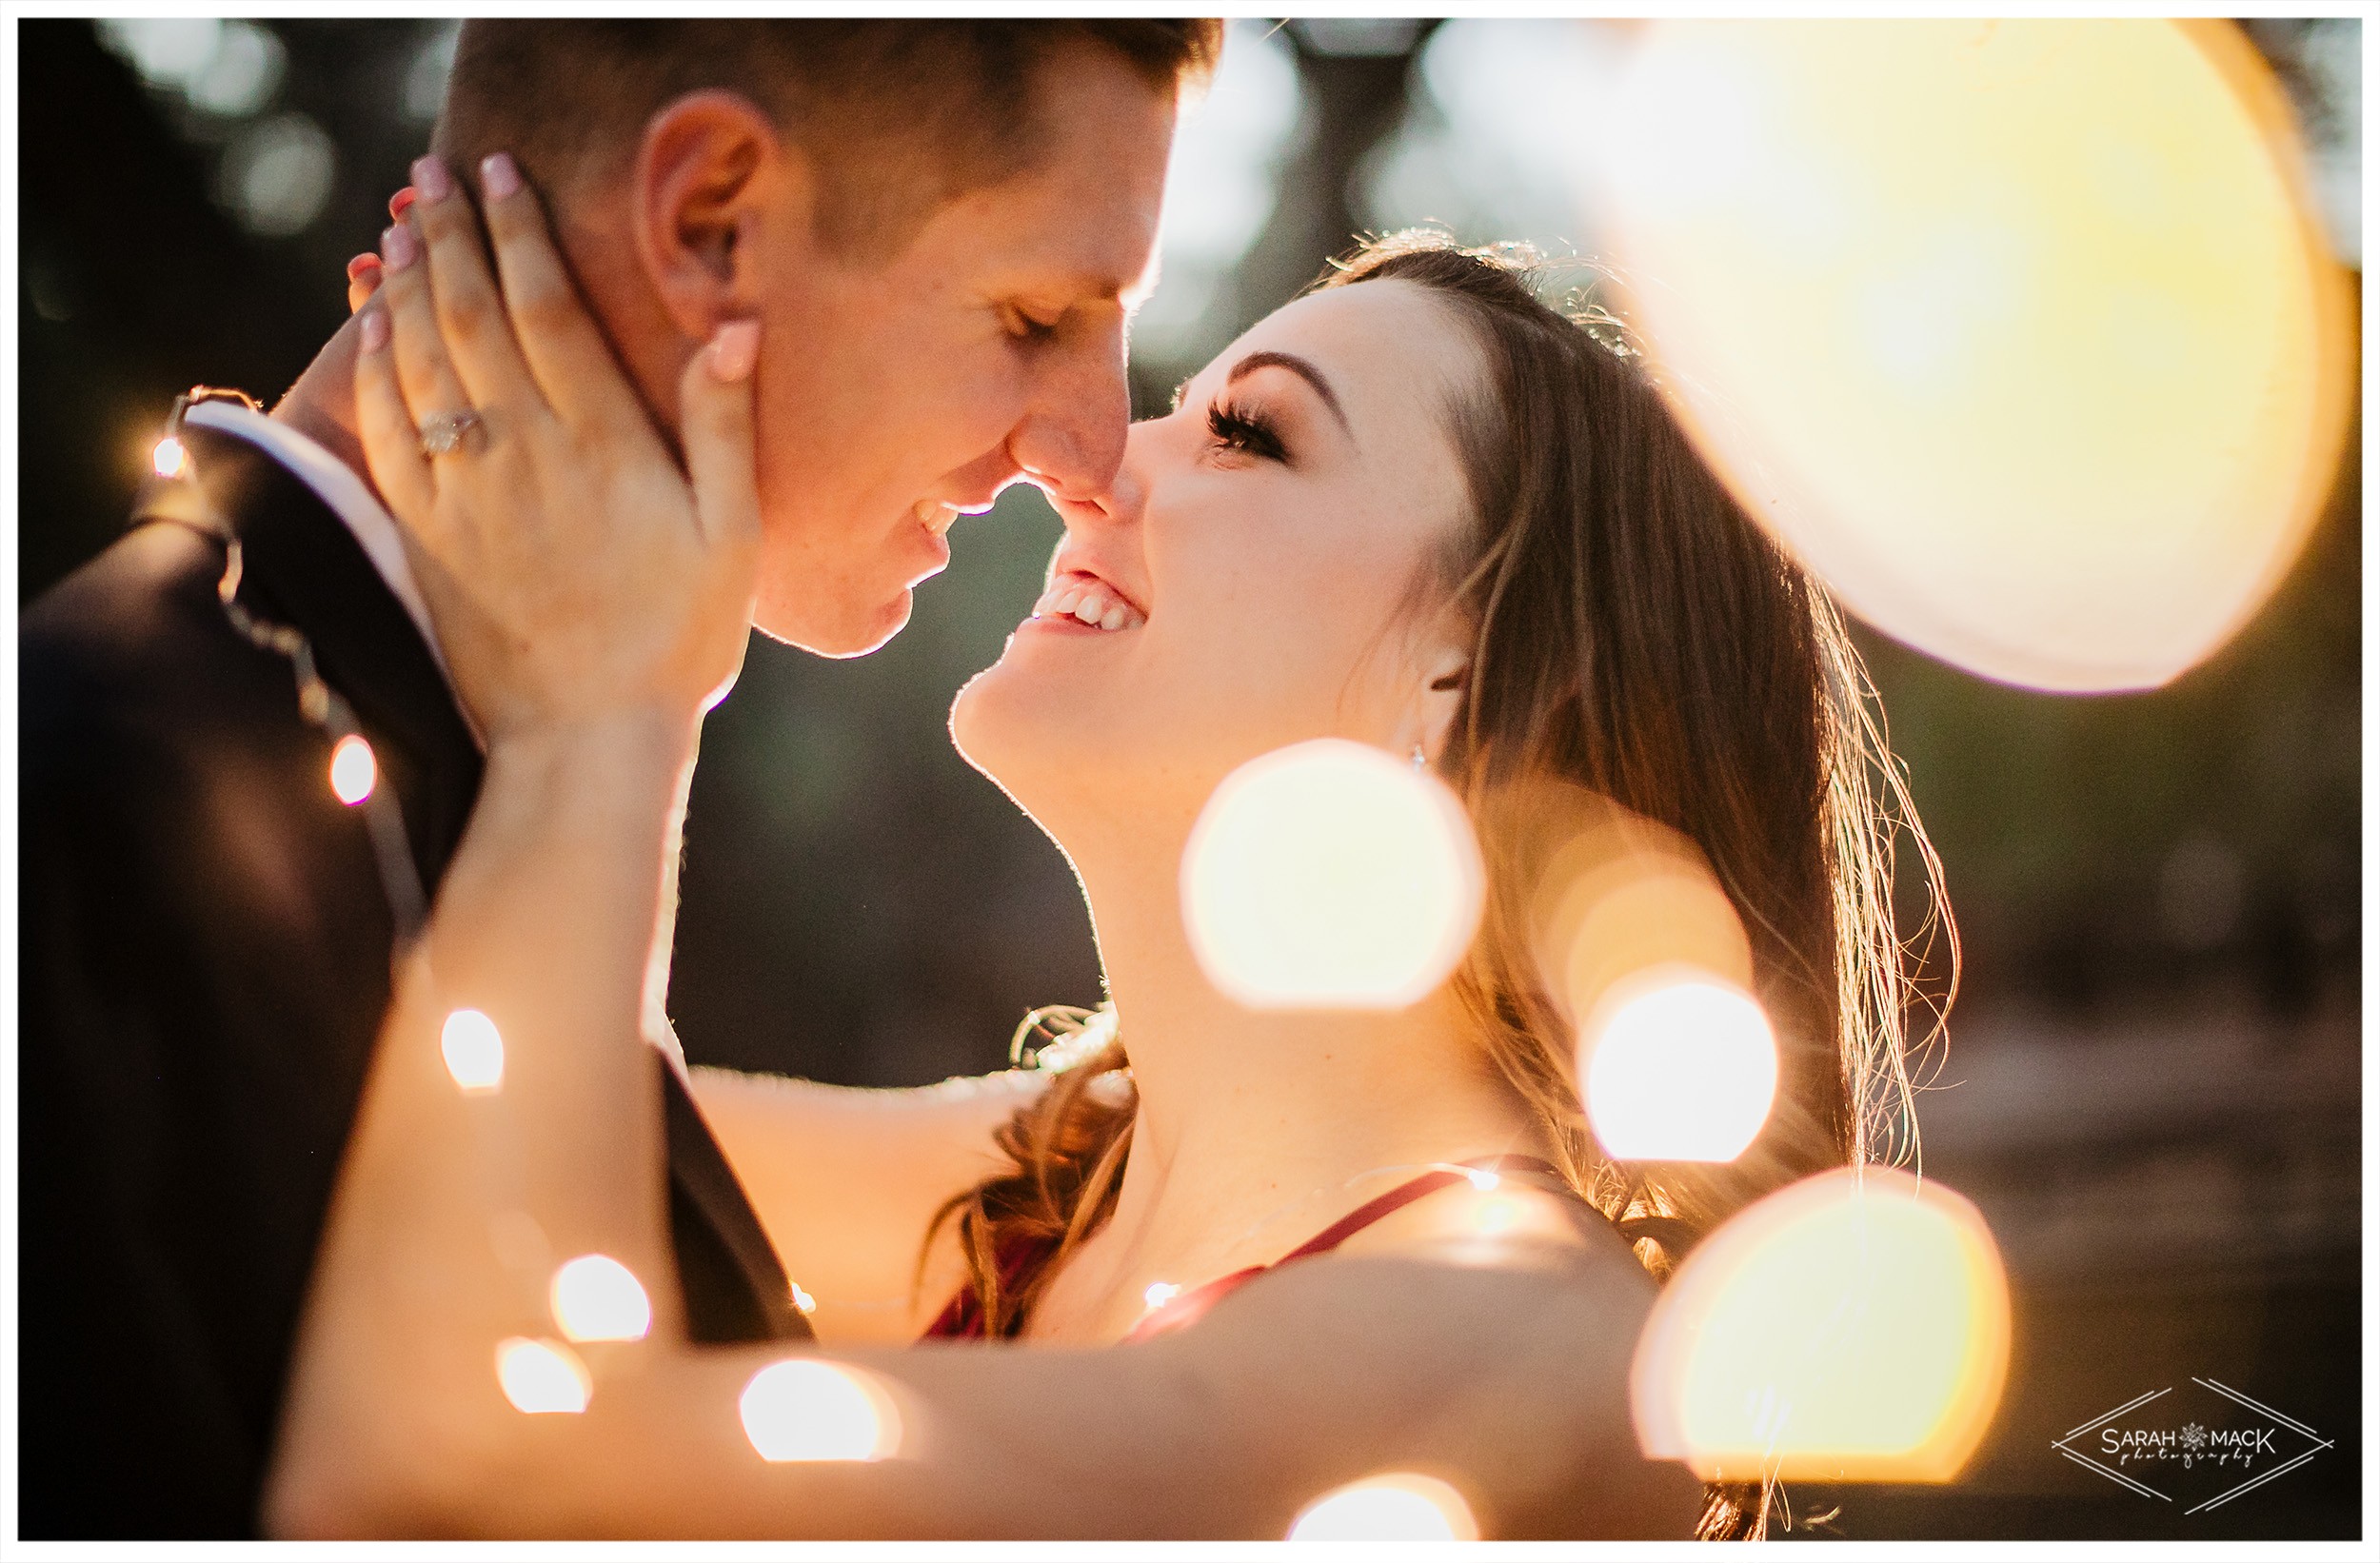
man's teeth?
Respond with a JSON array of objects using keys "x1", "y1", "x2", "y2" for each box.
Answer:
[{"x1": 1031, "y1": 579, "x2": 1143, "y2": 631}]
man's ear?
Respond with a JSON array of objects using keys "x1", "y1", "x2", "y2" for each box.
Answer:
[{"x1": 628, "y1": 89, "x2": 807, "y2": 342}]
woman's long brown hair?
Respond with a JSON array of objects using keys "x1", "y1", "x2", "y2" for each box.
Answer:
[{"x1": 925, "y1": 232, "x2": 1954, "y2": 1540}]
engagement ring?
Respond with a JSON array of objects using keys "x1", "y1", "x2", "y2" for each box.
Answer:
[{"x1": 417, "y1": 409, "x2": 485, "y2": 457}]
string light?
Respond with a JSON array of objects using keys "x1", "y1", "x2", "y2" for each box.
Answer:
[
  {"x1": 1287, "y1": 1473, "x2": 1479, "y2": 1540},
  {"x1": 495, "y1": 1336, "x2": 590, "y2": 1415},
  {"x1": 739, "y1": 1360, "x2": 900, "y2": 1462},
  {"x1": 1182, "y1": 739, "x2": 1484, "y2": 1009},
  {"x1": 549, "y1": 1254, "x2": 652, "y2": 1344},
  {"x1": 1630, "y1": 1165, "x2": 2011, "y2": 1483},
  {"x1": 1592, "y1": 19, "x2": 2353, "y2": 691},
  {"x1": 440, "y1": 1008, "x2": 505, "y2": 1094},
  {"x1": 789, "y1": 1282, "x2": 818, "y2": 1316},
  {"x1": 327, "y1": 733, "x2": 376, "y2": 805},
  {"x1": 151, "y1": 435, "x2": 188, "y2": 479}
]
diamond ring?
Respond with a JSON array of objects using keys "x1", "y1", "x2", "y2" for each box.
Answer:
[{"x1": 417, "y1": 409, "x2": 486, "y2": 457}]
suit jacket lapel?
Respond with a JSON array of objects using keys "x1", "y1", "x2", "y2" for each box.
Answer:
[{"x1": 176, "y1": 424, "x2": 482, "y2": 887}]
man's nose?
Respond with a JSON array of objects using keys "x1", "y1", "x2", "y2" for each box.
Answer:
[{"x1": 1009, "y1": 316, "x2": 1132, "y2": 504}]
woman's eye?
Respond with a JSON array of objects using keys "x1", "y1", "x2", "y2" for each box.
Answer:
[{"x1": 1206, "y1": 400, "x2": 1287, "y2": 463}]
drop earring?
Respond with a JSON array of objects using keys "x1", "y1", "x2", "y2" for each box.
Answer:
[{"x1": 1410, "y1": 742, "x2": 1428, "y2": 773}]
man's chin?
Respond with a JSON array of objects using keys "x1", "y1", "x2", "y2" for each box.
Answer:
[{"x1": 753, "y1": 587, "x2": 913, "y2": 660}]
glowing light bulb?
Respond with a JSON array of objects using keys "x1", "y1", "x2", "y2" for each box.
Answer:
[
  {"x1": 739, "y1": 1360, "x2": 899, "y2": 1462},
  {"x1": 1142, "y1": 1281, "x2": 1181, "y2": 1313},
  {"x1": 1287, "y1": 1473, "x2": 1479, "y2": 1541},
  {"x1": 440, "y1": 1008, "x2": 505, "y2": 1094},
  {"x1": 1182, "y1": 739, "x2": 1485, "y2": 1010},
  {"x1": 151, "y1": 435, "x2": 188, "y2": 479},
  {"x1": 327, "y1": 733, "x2": 376, "y2": 805},
  {"x1": 1631, "y1": 1165, "x2": 2012, "y2": 1483},
  {"x1": 1592, "y1": 19, "x2": 2353, "y2": 691},
  {"x1": 1582, "y1": 970, "x2": 1779, "y2": 1162},
  {"x1": 495, "y1": 1336, "x2": 590, "y2": 1415},
  {"x1": 549, "y1": 1254, "x2": 652, "y2": 1343}
]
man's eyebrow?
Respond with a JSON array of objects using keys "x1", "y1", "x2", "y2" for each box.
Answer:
[{"x1": 1227, "y1": 350, "x2": 1350, "y2": 434}]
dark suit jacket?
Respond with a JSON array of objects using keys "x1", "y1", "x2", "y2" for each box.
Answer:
[{"x1": 19, "y1": 420, "x2": 807, "y2": 1538}]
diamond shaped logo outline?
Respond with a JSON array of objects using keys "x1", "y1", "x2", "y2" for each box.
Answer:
[{"x1": 2180, "y1": 1377, "x2": 2336, "y2": 1516}]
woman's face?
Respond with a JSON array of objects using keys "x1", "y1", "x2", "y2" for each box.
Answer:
[{"x1": 951, "y1": 279, "x2": 1482, "y2": 836}]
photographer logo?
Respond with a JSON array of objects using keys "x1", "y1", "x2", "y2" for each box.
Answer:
[{"x1": 2053, "y1": 1378, "x2": 2332, "y2": 1514}]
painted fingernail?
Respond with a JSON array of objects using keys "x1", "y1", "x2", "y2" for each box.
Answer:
[
  {"x1": 387, "y1": 187, "x2": 418, "y2": 222},
  {"x1": 481, "y1": 152, "x2": 522, "y2": 200},
  {"x1": 360, "y1": 308, "x2": 389, "y2": 353},
  {"x1": 346, "y1": 253, "x2": 383, "y2": 283},
  {"x1": 410, "y1": 156, "x2": 452, "y2": 205},
  {"x1": 382, "y1": 224, "x2": 418, "y2": 271},
  {"x1": 705, "y1": 319, "x2": 761, "y2": 384}
]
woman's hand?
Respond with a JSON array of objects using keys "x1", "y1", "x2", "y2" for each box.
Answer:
[{"x1": 352, "y1": 153, "x2": 762, "y2": 752}]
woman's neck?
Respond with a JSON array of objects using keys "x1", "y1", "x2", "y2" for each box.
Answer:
[{"x1": 1039, "y1": 823, "x2": 1539, "y2": 1336}]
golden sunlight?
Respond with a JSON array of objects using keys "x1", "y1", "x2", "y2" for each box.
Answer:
[
  {"x1": 1593, "y1": 20, "x2": 2352, "y2": 691},
  {"x1": 327, "y1": 733, "x2": 376, "y2": 806},
  {"x1": 549, "y1": 1254, "x2": 653, "y2": 1344},
  {"x1": 738, "y1": 1359, "x2": 901, "y2": 1463},
  {"x1": 1286, "y1": 1472, "x2": 1480, "y2": 1540},
  {"x1": 494, "y1": 1336, "x2": 591, "y2": 1415},
  {"x1": 1630, "y1": 1165, "x2": 2012, "y2": 1483},
  {"x1": 439, "y1": 1008, "x2": 506, "y2": 1095},
  {"x1": 1182, "y1": 739, "x2": 1485, "y2": 1009}
]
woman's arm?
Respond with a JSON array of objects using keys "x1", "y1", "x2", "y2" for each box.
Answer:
[{"x1": 689, "y1": 1066, "x2": 1046, "y2": 1342}]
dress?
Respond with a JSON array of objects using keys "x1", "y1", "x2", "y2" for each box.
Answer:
[{"x1": 922, "y1": 1154, "x2": 1589, "y2": 1343}]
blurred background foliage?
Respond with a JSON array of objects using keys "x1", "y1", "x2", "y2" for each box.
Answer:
[{"x1": 15, "y1": 20, "x2": 2362, "y2": 1537}]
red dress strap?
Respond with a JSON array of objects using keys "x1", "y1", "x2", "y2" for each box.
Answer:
[{"x1": 1121, "y1": 1155, "x2": 1571, "y2": 1344}]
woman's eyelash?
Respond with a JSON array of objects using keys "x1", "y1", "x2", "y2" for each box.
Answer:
[{"x1": 1206, "y1": 399, "x2": 1287, "y2": 462}]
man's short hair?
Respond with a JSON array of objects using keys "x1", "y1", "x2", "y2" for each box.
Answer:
[{"x1": 434, "y1": 20, "x2": 1220, "y2": 254}]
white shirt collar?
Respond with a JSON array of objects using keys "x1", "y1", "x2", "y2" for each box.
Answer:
[{"x1": 181, "y1": 399, "x2": 470, "y2": 725}]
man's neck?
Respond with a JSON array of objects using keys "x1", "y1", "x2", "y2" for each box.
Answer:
[{"x1": 270, "y1": 311, "x2": 379, "y2": 499}]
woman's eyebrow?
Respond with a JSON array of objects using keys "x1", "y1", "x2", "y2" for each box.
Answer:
[{"x1": 1227, "y1": 350, "x2": 1351, "y2": 434}]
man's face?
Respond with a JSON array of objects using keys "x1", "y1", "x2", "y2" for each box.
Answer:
[{"x1": 744, "y1": 50, "x2": 1176, "y2": 656}]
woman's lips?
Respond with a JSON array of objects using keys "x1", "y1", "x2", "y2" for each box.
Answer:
[{"x1": 1028, "y1": 570, "x2": 1145, "y2": 632}]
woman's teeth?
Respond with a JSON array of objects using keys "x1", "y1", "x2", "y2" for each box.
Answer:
[
  {"x1": 914, "y1": 501, "x2": 957, "y2": 537},
  {"x1": 1031, "y1": 578, "x2": 1143, "y2": 631}
]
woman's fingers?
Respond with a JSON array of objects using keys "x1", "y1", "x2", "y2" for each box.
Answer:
[
  {"x1": 475, "y1": 152, "x2": 651, "y2": 442},
  {"x1": 352, "y1": 307, "x2": 436, "y2": 528},
  {"x1": 680, "y1": 320, "x2": 765, "y2": 552},
  {"x1": 404, "y1": 156, "x2": 541, "y2": 415},
  {"x1": 346, "y1": 254, "x2": 384, "y2": 315},
  {"x1": 374, "y1": 221, "x2": 481, "y2": 458}
]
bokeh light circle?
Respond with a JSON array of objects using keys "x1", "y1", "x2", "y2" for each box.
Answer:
[
  {"x1": 494, "y1": 1336, "x2": 590, "y2": 1415},
  {"x1": 440, "y1": 1008, "x2": 505, "y2": 1094},
  {"x1": 1182, "y1": 739, "x2": 1485, "y2": 1009},
  {"x1": 738, "y1": 1359, "x2": 900, "y2": 1463},
  {"x1": 1287, "y1": 1472, "x2": 1479, "y2": 1540},
  {"x1": 327, "y1": 734, "x2": 376, "y2": 806},
  {"x1": 1631, "y1": 1165, "x2": 2012, "y2": 1483},
  {"x1": 549, "y1": 1254, "x2": 653, "y2": 1343},
  {"x1": 1594, "y1": 20, "x2": 2352, "y2": 691},
  {"x1": 1583, "y1": 970, "x2": 1779, "y2": 1162}
]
